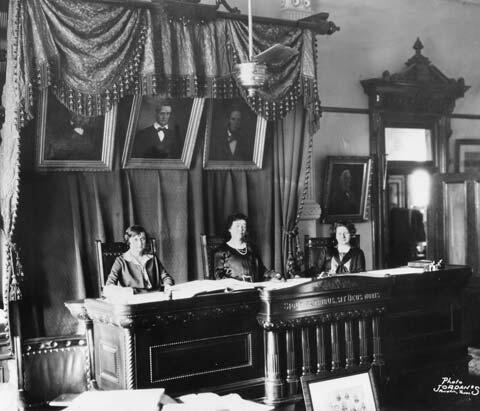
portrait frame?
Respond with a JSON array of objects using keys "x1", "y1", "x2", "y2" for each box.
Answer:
[
  {"x1": 301, "y1": 368, "x2": 380, "y2": 411},
  {"x1": 35, "y1": 89, "x2": 117, "y2": 172},
  {"x1": 388, "y1": 175, "x2": 406, "y2": 209},
  {"x1": 455, "y1": 138, "x2": 480, "y2": 173},
  {"x1": 323, "y1": 156, "x2": 372, "y2": 223},
  {"x1": 203, "y1": 98, "x2": 267, "y2": 170},
  {"x1": 122, "y1": 95, "x2": 205, "y2": 169}
]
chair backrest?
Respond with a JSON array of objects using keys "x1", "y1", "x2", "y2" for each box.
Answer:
[
  {"x1": 95, "y1": 238, "x2": 157, "y2": 295},
  {"x1": 304, "y1": 234, "x2": 360, "y2": 270},
  {"x1": 200, "y1": 234, "x2": 225, "y2": 280}
]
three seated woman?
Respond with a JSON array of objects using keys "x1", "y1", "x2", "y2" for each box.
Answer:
[{"x1": 106, "y1": 218, "x2": 365, "y2": 293}]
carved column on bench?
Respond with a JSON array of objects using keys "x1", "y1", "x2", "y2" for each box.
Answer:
[
  {"x1": 372, "y1": 313, "x2": 384, "y2": 367},
  {"x1": 345, "y1": 320, "x2": 355, "y2": 369},
  {"x1": 121, "y1": 319, "x2": 135, "y2": 390},
  {"x1": 330, "y1": 321, "x2": 341, "y2": 371},
  {"x1": 315, "y1": 324, "x2": 327, "y2": 373},
  {"x1": 359, "y1": 317, "x2": 369, "y2": 366},
  {"x1": 301, "y1": 327, "x2": 313, "y2": 376},
  {"x1": 265, "y1": 330, "x2": 284, "y2": 403},
  {"x1": 285, "y1": 328, "x2": 299, "y2": 396}
]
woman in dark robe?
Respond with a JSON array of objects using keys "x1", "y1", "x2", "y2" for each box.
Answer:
[
  {"x1": 213, "y1": 213, "x2": 266, "y2": 282},
  {"x1": 312, "y1": 221, "x2": 366, "y2": 277}
]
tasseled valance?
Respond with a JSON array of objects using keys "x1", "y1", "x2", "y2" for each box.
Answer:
[{"x1": 12, "y1": 0, "x2": 321, "y2": 132}]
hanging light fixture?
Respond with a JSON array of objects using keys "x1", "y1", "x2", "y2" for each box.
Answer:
[
  {"x1": 234, "y1": 0, "x2": 299, "y2": 97},
  {"x1": 234, "y1": 0, "x2": 267, "y2": 97}
]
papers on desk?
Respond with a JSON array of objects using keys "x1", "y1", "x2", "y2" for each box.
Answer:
[
  {"x1": 64, "y1": 388, "x2": 165, "y2": 411},
  {"x1": 337, "y1": 266, "x2": 425, "y2": 278},
  {"x1": 254, "y1": 277, "x2": 311, "y2": 290},
  {"x1": 163, "y1": 392, "x2": 274, "y2": 411},
  {"x1": 103, "y1": 285, "x2": 170, "y2": 304},
  {"x1": 168, "y1": 279, "x2": 258, "y2": 299}
]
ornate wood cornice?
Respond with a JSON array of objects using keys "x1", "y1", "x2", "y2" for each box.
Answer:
[
  {"x1": 257, "y1": 307, "x2": 386, "y2": 331},
  {"x1": 361, "y1": 38, "x2": 469, "y2": 115},
  {"x1": 86, "y1": 301, "x2": 258, "y2": 328}
]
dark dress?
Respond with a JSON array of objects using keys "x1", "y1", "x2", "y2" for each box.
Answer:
[
  {"x1": 213, "y1": 243, "x2": 266, "y2": 282},
  {"x1": 106, "y1": 252, "x2": 174, "y2": 291},
  {"x1": 312, "y1": 246, "x2": 366, "y2": 275}
]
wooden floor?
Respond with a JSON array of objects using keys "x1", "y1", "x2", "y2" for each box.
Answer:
[{"x1": 25, "y1": 347, "x2": 480, "y2": 411}]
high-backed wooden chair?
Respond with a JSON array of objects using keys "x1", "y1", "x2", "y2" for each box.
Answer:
[
  {"x1": 95, "y1": 238, "x2": 157, "y2": 295},
  {"x1": 200, "y1": 234, "x2": 224, "y2": 280},
  {"x1": 304, "y1": 234, "x2": 360, "y2": 270}
]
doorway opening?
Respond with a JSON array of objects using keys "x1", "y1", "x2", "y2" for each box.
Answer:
[{"x1": 386, "y1": 128, "x2": 432, "y2": 267}]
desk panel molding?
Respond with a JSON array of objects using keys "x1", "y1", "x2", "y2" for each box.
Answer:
[
  {"x1": 257, "y1": 307, "x2": 386, "y2": 331},
  {"x1": 85, "y1": 302, "x2": 257, "y2": 329},
  {"x1": 74, "y1": 266, "x2": 472, "y2": 404}
]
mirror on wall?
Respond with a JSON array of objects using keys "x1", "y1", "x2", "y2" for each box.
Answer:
[
  {"x1": 361, "y1": 39, "x2": 468, "y2": 268},
  {"x1": 386, "y1": 127, "x2": 431, "y2": 267}
]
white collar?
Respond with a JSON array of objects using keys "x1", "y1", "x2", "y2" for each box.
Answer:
[
  {"x1": 73, "y1": 127, "x2": 84, "y2": 135},
  {"x1": 123, "y1": 250, "x2": 153, "y2": 264},
  {"x1": 154, "y1": 122, "x2": 168, "y2": 130}
]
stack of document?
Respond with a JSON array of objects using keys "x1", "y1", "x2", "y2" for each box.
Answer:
[
  {"x1": 164, "y1": 392, "x2": 274, "y2": 411},
  {"x1": 64, "y1": 388, "x2": 165, "y2": 411}
]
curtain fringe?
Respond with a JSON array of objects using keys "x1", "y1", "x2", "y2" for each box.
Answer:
[{"x1": 6, "y1": 241, "x2": 23, "y2": 302}]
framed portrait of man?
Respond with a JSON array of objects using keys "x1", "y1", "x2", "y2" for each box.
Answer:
[
  {"x1": 122, "y1": 95, "x2": 204, "y2": 169},
  {"x1": 203, "y1": 98, "x2": 267, "y2": 170},
  {"x1": 323, "y1": 156, "x2": 372, "y2": 223},
  {"x1": 36, "y1": 90, "x2": 116, "y2": 171}
]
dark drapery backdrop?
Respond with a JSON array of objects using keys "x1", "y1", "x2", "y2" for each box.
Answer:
[
  {"x1": 1, "y1": 0, "x2": 319, "y2": 337},
  {"x1": 15, "y1": 100, "x2": 309, "y2": 337}
]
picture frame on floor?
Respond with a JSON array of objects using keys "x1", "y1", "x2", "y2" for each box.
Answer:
[{"x1": 301, "y1": 368, "x2": 379, "y2": 411}]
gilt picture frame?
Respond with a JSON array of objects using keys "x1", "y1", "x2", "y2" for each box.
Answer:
[
  {"x1": 455, "y1": 138, "x2": 480, "y2": 173},
  {"x1": 122, "y1": 95, "x2": 204, "y2": 169},
  {"x1": 323, "y1": 156, "x2": 372, "y2": 223},
  {"x1": 36, "y1": 89, "x2": 116, "y2": 171},
  {"x1": 203, "y1": 98, "x2": 267, "y2": 170},
  {"x1": 301, "y1": 368, "x2": 379, "y2": 411}
]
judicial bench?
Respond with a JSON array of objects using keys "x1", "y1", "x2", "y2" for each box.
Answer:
[{"x1": 76, "y1": 265, "x2": 472, "y2": 406}]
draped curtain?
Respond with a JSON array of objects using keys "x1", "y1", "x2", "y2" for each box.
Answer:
[{"x1": 1, "y1": 0, "x2": 321, "y2": 336}]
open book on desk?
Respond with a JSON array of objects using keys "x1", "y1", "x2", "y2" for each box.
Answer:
[
  {"x1": 168, "y1": 279, "x2": 258, "y2": 299},
  {"x1": 168, "y1": 277, "x2": 313, "y2": 299},
  {"x1": 103, "y1": 278, "x2": 313, "y2": 303}
]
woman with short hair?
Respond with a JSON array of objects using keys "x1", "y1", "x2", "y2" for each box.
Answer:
[
  {"x1": 312, "y1": 221, "x2": 366, "y2": 277},
  {"x1": 106, "y1": 225, "x2": 174, "y2": 292}
]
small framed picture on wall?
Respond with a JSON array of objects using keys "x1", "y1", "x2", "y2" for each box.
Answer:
[
  {"x1": 323, "y1": 156, "x2": 372, "y2": 223},
  {"x1": 455, "y1": 138, "x2": 480, "y2": 173}
]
